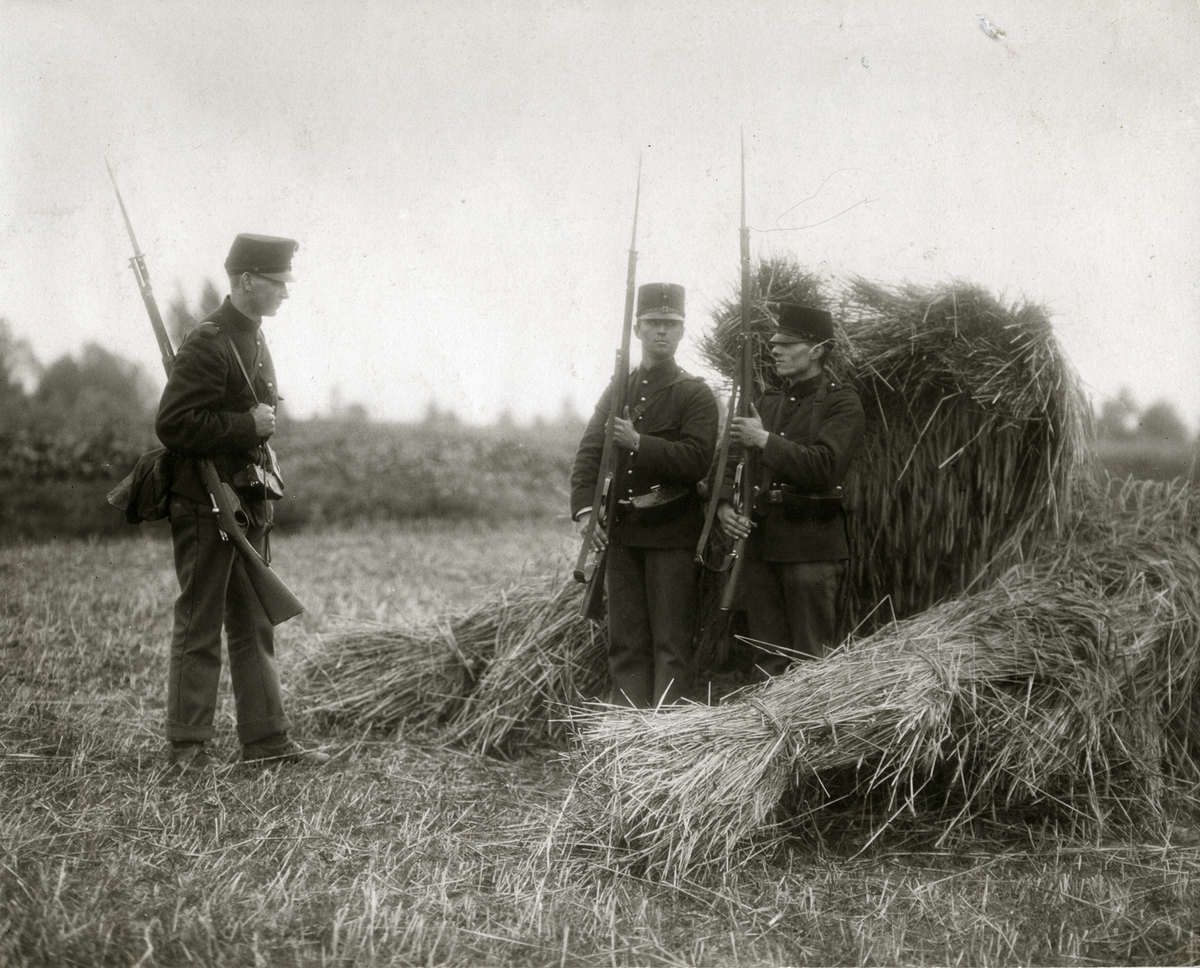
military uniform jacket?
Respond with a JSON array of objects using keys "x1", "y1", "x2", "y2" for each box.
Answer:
[
  {"x1": 571, "y1": 360, "x2": 718, "y2": 549},
  {"x1": 156, "y1": 297, "x2": 280, "y2": 505},
  {"x1": 722, "y1": 371, "x2": 865, "y2": 563}
]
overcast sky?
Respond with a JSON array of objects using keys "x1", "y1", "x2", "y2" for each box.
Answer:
[{"x1": 3, "y1": 0, "x2": 1198, "y2": 427}]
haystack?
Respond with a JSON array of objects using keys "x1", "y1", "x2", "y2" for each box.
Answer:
[
  {"x1": 299, "y1": 260, "x2": 1093, "y2": 751},
  {"x1": 699, "y1": 257, "x2": 1093, "y2": 629},
  {"x1": 570, "y1": 477, "x2": 1200, "y2": 880}
]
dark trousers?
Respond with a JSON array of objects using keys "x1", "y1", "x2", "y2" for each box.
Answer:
[
  {"x1": 166, "y1": 496, "x2": 289, "y2": 744},
  {"x1": 742, "y1": 558, "x2": 845, "y2": 678},
  {"x1": 604, "y1": 544, "x2": 697, "y2": 707}
]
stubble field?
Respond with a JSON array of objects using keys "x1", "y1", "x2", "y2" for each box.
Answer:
[{"x1": 3, "y1": 521, "x2": 1199, "y2": 967}]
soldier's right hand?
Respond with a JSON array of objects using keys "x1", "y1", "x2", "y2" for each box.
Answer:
[
  {"x1": 578, "y1": 514, "x2": 608, "y2": 552},
  {"x1": 252, "y1": 403, "x2": 276, "y2": 438},
  {"x1": 717, "y1": 502, "x2": 753, "y2": 541}
]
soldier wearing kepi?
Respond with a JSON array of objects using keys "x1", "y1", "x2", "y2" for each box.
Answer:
[
  {"x1": 571, "y1": 283, "x2": 719, "y2": 706},
  {"x1": 156, "y1": 233, "x2": 328, "y2": 768},
  {"x1": 718, "y1": 304, "x2": 865, "y2": 677}
]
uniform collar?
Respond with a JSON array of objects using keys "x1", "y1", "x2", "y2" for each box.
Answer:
[
  {"x1": 635, "y1": 358, "x2": 680, "y2": 388},
  {"x1": 785, "y1": 372, "x2": 825, "y2": 397},
  {"x1": 213, "y1": 296, "x2": 261, "y2": 334}
]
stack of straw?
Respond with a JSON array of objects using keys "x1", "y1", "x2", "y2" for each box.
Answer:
[
  {"x1": 300, "y1": 260, "x2": 1093, "y2": 754},
  {"x1": 699, "y1": 259, "x2": 1093, "y2": 627},
  {"x1": 570, "y1": 477, "x2": 1200, "y2": 880}
]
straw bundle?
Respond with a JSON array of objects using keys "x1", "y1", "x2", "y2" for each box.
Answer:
[
  {"x1": 300, "y1": 620, "x2": 473, "y2": 728},
  {"x1": 698, "y1": 259, "x2": 1093, "y2": 629},
  {"x1": 570, "y1": 477, "x2": 1200, "y2": 880},
  {"x1": 446, "y1": 580, "x2": 607, "y2": 754},
  {"x1": 298, "y1": 576, "x2": 606, "y2": 751}
]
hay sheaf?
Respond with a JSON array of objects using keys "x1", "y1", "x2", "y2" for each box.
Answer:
[
  {"x1": 570, "y1": 477, "x2": 1200, "y2": 880},
  {"x1": 297, "y1": 577, "x2": 606, "y2": 752},
  {"x1": 699, "y1": 260, "x2": 1092, "y2": 627}
]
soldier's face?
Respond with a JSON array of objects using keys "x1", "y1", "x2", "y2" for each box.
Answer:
[
  {"x1": 771, "y1": 338, "x2": 825, "y2": 380},
  {"x1": 248, "y1": 274, "x2": 289, "y2": 317},
  {"x1": 635, "y1": 317, "x2": 684, "y2": 364}
]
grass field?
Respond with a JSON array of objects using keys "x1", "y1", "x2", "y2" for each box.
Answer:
[{"x1": 4, "y1": 521, "x2": 1200, "y2": 966}]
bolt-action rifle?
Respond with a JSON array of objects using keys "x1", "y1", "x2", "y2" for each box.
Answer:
[
  {"x1": 718, "y1": 133, "x2": 757, "y2": 612},
  {"x1": 573, "y1": 160, "x2": 642, "y2": 623},
  {"x1": 106, "y1": 160, "x2": 304, "y2": 626}
]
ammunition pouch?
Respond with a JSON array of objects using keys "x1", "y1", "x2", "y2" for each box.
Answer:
[
  {"x1": 231, "y1": 444, "x2": 285, "y2": 501},
  {"x1": 619, "y1": 483, "x2": 692, "y2": 527},
  {"x1": 756, "y1": 484, "x2": 845, "y2": 522}
]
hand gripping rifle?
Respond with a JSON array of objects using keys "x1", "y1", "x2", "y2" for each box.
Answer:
[
  {"x1": 573, "y1": 160, "x2": 641, "y2": 623},
  {"x1": 718, "y1": 133, "x2": 757, "y2": 612},
  {"x1": 106, "y1": 160, "x2": 305, "y2": 626}
]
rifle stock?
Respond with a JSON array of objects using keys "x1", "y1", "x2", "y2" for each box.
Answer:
[
  {"x1": 575, "y1": 160, "x2": 641, "y2": 623},
  {"x1": 198, "y1": 463, "x2": 304, "y2": 625},
  {"x1": 694, "y1": 381, "x2": 739, "y2": 568},
  {"x1": 106, "y1": 159, "x2": 304, "y2": 627}
]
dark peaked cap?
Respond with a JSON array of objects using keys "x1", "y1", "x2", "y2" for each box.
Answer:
[
  {"x1": 772, "y1": 303, "x2": 833, "y2": 343},
  {"x1": 224, "y1": 233, "x2": 298, "y2": 282},
  {"x1": 636, "y1": 282, "x2": 685, "y2": 321}
]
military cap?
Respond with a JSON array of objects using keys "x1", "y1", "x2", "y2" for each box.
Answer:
[
  {"x1": 771, "y1": 303, "x2": 833, "y2": 344},
  {"x1": 636, "y1": 282, "x2": 685, "y2": 322},
  {"x1": 224, "y1": 233, "x2": 298, "y2": 282}
]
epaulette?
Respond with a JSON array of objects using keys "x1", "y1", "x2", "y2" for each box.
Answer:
[{"x1": 178, "y1": 321, "x2": 222, "y2": 350}]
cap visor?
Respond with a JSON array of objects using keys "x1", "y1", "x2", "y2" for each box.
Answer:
[
  {"x1": 255, "y1": 270, "x2": 294, "y2": 283},
  {"x1": 637, "y1": 311, "x2": 684, "y2": 322}
]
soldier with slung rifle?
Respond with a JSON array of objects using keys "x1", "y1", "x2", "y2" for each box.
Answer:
[
  {"x1": 571, "y1": 283, "x2": 718, "y2": 706},
  {"x1": 717, "y1": 304, "x2": 865, "y2": 677},
  {"x1": 157, "y1": 234, "x2": 328, "y2": 768}
]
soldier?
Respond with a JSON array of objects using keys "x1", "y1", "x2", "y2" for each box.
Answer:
[
  {"x1": 156, "y1": 233, "x2": 328, "y2": 768},
  {"x1": 717, "y1": 303, "x2": 865, "y2": 676},
  {"x1": 571, "y1": 283, "x2": 719, "y2": 707}
]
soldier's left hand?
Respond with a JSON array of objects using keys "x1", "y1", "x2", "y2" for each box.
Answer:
[
  {"x1": 730, "y1": 405, "x2": 769, "y2": 449},
  {"x1": 613, "y1": 407, "x2": 640, "y2": 452}
]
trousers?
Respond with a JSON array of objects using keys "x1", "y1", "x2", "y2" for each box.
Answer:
[
  {"x1": 165, "y1": 496, "x2": 289, "y2": 744},
  {"x1": 741, "y1": 558, "x2": 845, "y2": 678},
  {"x1": 604, "y1": 544, "x2": 697, "y2": 707}
]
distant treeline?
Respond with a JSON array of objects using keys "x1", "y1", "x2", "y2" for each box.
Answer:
[{"x1": 0, "y1": 314, "x2": 1196, "y2": 542}]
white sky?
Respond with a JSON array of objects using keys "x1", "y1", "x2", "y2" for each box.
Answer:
[{"x1": 2, "y1": 0, "x2": 1198, "y2": 426}]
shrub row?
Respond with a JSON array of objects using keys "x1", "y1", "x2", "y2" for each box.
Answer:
[{"x1": 0, "y1": 419, "x2": 582, "y2": 542}]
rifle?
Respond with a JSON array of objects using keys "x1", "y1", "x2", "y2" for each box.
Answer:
[
  {"x1": 573, "y1": 159, "x2": 642, "y2": 623},
  {"x1": 718, "y1": 132, "x2": 757, "y2": 612},
  {"x1": 106, "y1": 159, "x2": 305, "y2": 627},
  {"x1": 694, "y1": 380, "x2": 739, "y2": 568}
]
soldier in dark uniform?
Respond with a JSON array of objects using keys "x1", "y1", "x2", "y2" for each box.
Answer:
[
  {"x1": 156, "y1": 233, "x2": 328, "y2": 768},
  {"x1": 571, "y1": 283, "x2": 719, "y2": 707},
  {"x1": 718, "y1": 304, "x2": 865, "y2": 677}
]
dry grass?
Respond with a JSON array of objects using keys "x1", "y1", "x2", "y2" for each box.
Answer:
[
  {"x1": 4, "y1": 523, "x2": 1200, "y2": 965},
  {"x1": 568, "y1": 477, "x2": 1200, "y2": 882}
]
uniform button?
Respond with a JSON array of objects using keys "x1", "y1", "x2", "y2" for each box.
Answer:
[
  {"x1": 627, "y1": 469, "x2": 633, "y2": 475},
  {"x1": 779, "y1": 431, "x2": 786, "y2": 437},
  {"x1": 640, "y1": 396, "x2": 646, "y2": 401},
  {"x1": 789, "y1": 397, "x2": 796, "y2": 402}
]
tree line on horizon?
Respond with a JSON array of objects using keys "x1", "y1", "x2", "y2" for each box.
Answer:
[{"x1": 0, "y1": 296, "x2": 1195, "y2": 453}]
